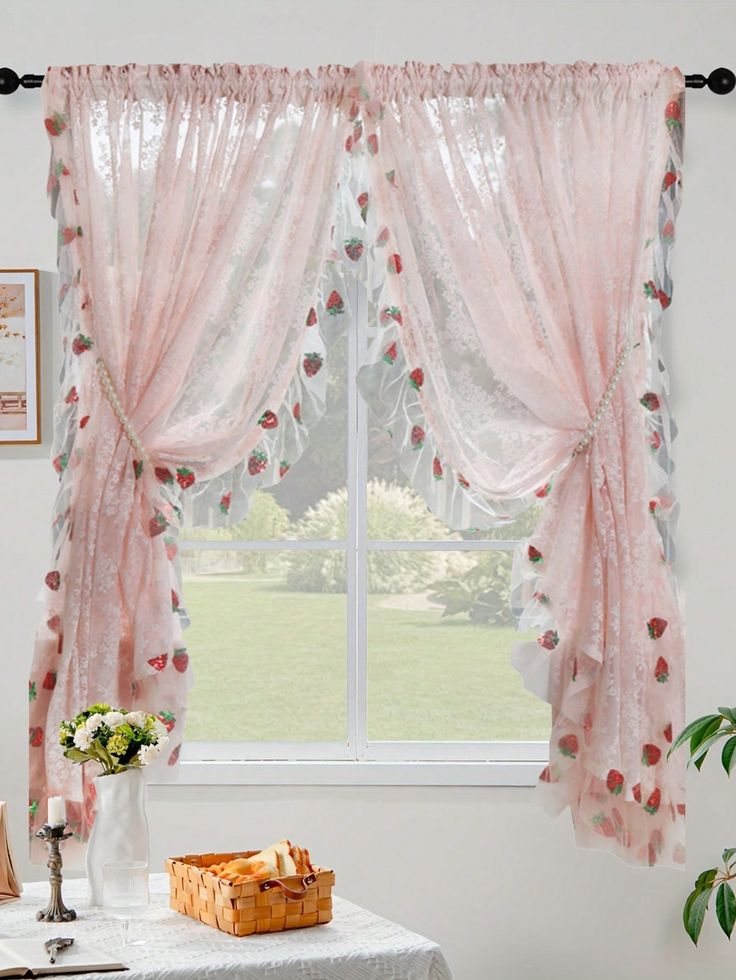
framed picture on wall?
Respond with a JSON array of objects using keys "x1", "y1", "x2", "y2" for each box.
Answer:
[{"x1": 0, "y1": 269, "x2": 40, "y2": 445}]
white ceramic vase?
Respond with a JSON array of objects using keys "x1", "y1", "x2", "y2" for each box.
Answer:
[{"x1": 85, "y1": 768, "x2": 150, "y2": 907}]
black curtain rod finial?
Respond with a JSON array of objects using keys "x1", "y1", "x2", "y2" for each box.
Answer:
[
  {"x1": 0, "y1": 67, "x2": 44, "y2": 94},
  {"x1": 684, "y1": 67, "x2": 736, "y2": 93}
]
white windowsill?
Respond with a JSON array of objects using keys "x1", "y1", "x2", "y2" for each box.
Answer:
[{"x1": 151, "y1": 759, "x2": 546, "y2": 787}]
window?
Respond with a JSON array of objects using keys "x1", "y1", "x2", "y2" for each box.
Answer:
[{"x1": 177, "y1": 281, "x2": 548, "y2": 781}]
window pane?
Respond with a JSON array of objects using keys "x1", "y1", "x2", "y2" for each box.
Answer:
[
  {"x1": 181, "y1": 549, "x2": 347, "y2": 743},
  {"x1": 367, "y1": 550, "x2": 549, "y2": 741}
]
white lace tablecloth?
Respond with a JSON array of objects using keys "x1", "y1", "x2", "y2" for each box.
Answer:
[{"x1": 0, "y1": 875, "x2": 452, "y2": 979}]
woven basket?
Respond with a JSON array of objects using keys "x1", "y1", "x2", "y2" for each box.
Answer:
[{"x1": 166, "y1": 851, "x2": 335, "y2": 936}]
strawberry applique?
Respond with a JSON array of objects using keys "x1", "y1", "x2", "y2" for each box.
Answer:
[
  {"x1": 657, "y1": 290, "x2": 671, "y2": 309},
  {"x1": 648, "y1": 430, "x2": 661, "y2": 453},
  {"x1": 642, "y1": 743, "x2": 662, "y2": 767},
  {"x1": 45, "y1": 571, "x2": 61, "y2": 591},
  {"x1": 367, "y1": 133, "x2": 379, "y2": 155},
  {"x1": 647, "y1": 617, "x2": 668, "y2": 640},
  {"x1": 410, "y1": 425, "x2": 425, "y2": 450},
  {"x1": 44, "y1": 112, "x2": 67, "y2": 136},
  {"x1": 558, "y1": 734, "x2": 579, "y2": 759},
  {"x1": 29, "y1": 681, "x2": 37, "y2": 702},
  {"x1": 149, "y1": 511, "x2": 168, "y2": 537},
  {"x1": 644, "y1": 280, "x2": 658, "y2": 300},
  {"x1": 133, "y1": 459, "x2": 143, "y2": 479},
  {"x1": 52, "y1": 453, "x2": 68, "y2": 474},
  {"x1": 65, "y1": 386, "x2": 78, "y2": 404},
  {"x1": 148, "y1": 653, "x2": 168, "y2": 672},
  {"x1": 279, "y1": 460, "x2": 290, "y2": 478},
  {"x1": 164, "y1": 536, "x2": 178, "y2": 561},
  {"x1": 258, "y1": 410, "x2": 278, "y2": 429},
  {"x1": 42, "y1": 670, "x2": 57, "y2": 690},
  {"x1": 357, "y1": 191, "x2": 369, "y2": 222},
  {"x1": 535, "y1": 482, "x2": 552, "y2": 498},
  {"x1": 640, "y1": 392, "x2": 660, "y2": 412},
  {"x1": 380, "y1": 306, "x2": 403, "y2": 326},
  {"x1": 171, "y1": 589, "x2": 180, "y2": 612},
  {"x1": 592, "y1": 813, "x2": 616, "y2": 838},
  {"x1": 326, "y1": 290, "x2": 344, "y2": 316},
  {"x1": 663, "y1": 171, "x2": 677, "y2": 190},
  {"x1": 29, "y1": 727, "x2": 43, "y2": 748},
  {"x1": 662, "y1": 220, "x2": 675, "y2": 244},
  {"x1": 344, "y1": 238, "x2": 365, "y2": 262},
  {"x1": 388, "y1": 253, "x2": 403, "y2": 274},
  {"x1": 527, "y1": 545, "x2": 543, "y2": 564},
  {"x1": 71, "y1": 334, "x2": 92, "y2": 355},
  {"x1": 303, "y1": 352, "x2": 323, "y2": 377},
  {"x1": 59, "y1": 226, "x2": 82, "y2": 246},
  {"x1": 433, "y1": 456, "x2": 443, "y2": 480},
  {"x1": 168, "y1": 745, "x2": 181, "y2": 767},
  {"x1": 385, "y1": 169, "x2": 397, "y2": 187},
  {"x1": 353, "y1": 121, "x2": 363, "y2": 143},
  {"x1": 375, "y1": 226, "x2": 390, "y2": 246},
  {"x1": 345, "y1": 135, "x2": 354, "y2": 153},
  {"x1": 457, "y1": 473, "x2": 470, "y2": 490},
  {"x1": 79, "y1": 414, "x2": 90, "y2": 428},
  {"x1": 383, "y1": 342, "x2": 398, "y2": 365},
  {"x1": 218, "y1": 492, "x2": 232, "y2": 515},
  {"x1": 632, "y1": 783, "x2": 642, "y2": 803},
  {"x1": 306, "y1": 307, "x2": 317, "y2": 327},
  {"x1": 539, "y1": 764, "x2": 561, "y2": 783},
  {"x1": 176, "y1": 467, "x2": 195, "y2": 490},
  {"x1": 47, "y1": 615, "x2": 61, "y2": 632},
  {"x1": 409, "y1": 368, "x2": 424, "y2": 391},
  {"x1": 248, "y1": 450, "x2": 268, "y2": 476},
  {"x1": 157, "y1": 710, "x2": 176, "y2": 733},
  {"x1": 606, "y1": 769, "x2": 624, "y2": 795},
  {"x1": 645, "y1": 788, "x2": 661, "y2": 815},
  {"x1": 665, "y1": 100, "x2": 682, "y2": 130},
  {"x1": 533, "y1": 592, "x2": 550, "y2": 606},
  {"x1": 155, "y1": 467, "x2": 174, "y2": 485},
  {"x1": 654, "y1": 656, "x2": 669, "y2": 683},
  {"x1": 663, "y1": 723, "x2": 673, "y2": 744},
  {"x1": 293, "y1": 402, "x2": 302, "y2": 423},
  {"x1": 537, "y1": 630, "x2": 559, "y2": 650}
]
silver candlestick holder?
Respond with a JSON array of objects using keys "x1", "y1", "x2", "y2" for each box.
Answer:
[{"x1": 35, "y1": 824, "x2": 77, "y2": 922}]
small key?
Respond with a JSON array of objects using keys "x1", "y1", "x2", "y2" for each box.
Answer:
[{"x1": 45, "y1": 937, "x2": 74, "y2": 964}]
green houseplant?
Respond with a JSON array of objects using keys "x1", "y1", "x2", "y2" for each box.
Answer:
[{"x1": 670, "y1": 708, "x2": 736, "y2": 944}]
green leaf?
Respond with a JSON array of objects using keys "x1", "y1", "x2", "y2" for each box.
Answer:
[
  {"x1": 63, "y1": 748, "x2": 91, "y2": 764},
  {"x1": 690, "y1": 729, "x2": 734, "y2": 769},
  {"x1": 694, "y1": 868, "x2": 719, "y2": 891},
  {"x1": 722, "y1": 737, "x2": 736, "y2": 776},
  {"x1": 723, "y1": 848, "x2": 736, "y2": 867},
  {"x1": 718, "y1": 708, "x2": 736, "y2": 725},
  {"x1": 670, "y1": 714, "x2": 722, "y2": 755},
  {"x1": 692, "y1": 716, "x2": 729, "y2": 753},
  {"x1": 685, "y1": 886, "x2": 714, "y2": 945},
  {"x1": 716, "y1": 882, "x2": 736, "y2": 938}
]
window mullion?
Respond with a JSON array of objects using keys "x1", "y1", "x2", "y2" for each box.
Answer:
[{"x1": 353, "y1": 276, "x2": 369, "y2": 760}]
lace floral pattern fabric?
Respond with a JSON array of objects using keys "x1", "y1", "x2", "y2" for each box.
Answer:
[{"x1": 31, "y1": 61, "x2": 686, "y2": 870}]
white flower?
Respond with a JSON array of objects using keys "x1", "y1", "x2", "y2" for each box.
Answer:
[
  {"x1": 103, "y1": 711, "x2": 125, "y2": 729},
  {"x1": 126, "y1": 711, "x2": 148, "y2": 729},
  {"x1": 138, "y1": 740, "x2": 165, "y2": 767},
  {"x1": 153, "y1": 720, "x2": 168, "y2": 741},
  {"x1": 73, "y1": 727, "x2": 93, "y2": 751},
  {"x1": 85, "y1": 713, "x2": 104, "y2": 735}
]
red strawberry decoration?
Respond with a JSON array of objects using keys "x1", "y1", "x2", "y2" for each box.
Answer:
[
  {"x1": 47, "y1": 614, "x2": 61, "y2": 633},
  {"x1": 533, "y1": 591, "x2": 550, "y2": 606},
  {"x1": 647, "y1": 617, "x2": 668, "y2": 640},
  {"x1": 176, "y1": 467, "x2": 195, "y2": 490},
  {"x1": 219, "y1": 492, "x2": 232, "y2": 515},
  {"x1": 155, "y1": 467, "x2": 174, "y2": 485},
  {"x1": 388, "y1": 253, "x2": 403, "y2": 274},
  {"x1": 592, "y1": 813, "x2": 616, "y2": 838},
  {"x1": 168, "y1": 745, "x2": 181, "y2": 766},
  {"x1": 539, "y1": 764, "x2": 560, "y2": 783},
  {"x1": 644, "y1": 280, "x2": 658, "y2": 300},
  {"x1": 326, "y1": 290, "x2": 344, "y2": 316},
  {"x1": 657, "y1": 290, "x2": 671, "y2": 309},
  {"x1": 79, "y1": 414, "x2": 90, "y2": 428},
  {"x1": 157, "y1": 710, "x2": 176, "y2": 733},
  {"x1": 52, "y1": 453, "x2": 68, "y2": 474},
  {"x1": 353, "y1": 121, "x2": 363, "y2": 143},
  {"x1": 663, "y1": 722, "x2": 673, "y2": 744},
  {"x1": 410, "y1": 424, "x2": 425, "y2": 450},
  {"x1": 663, "y1": 171, "x2": 677, "y2": 190},
  {"x1": 164, "y1": 536, "x2": 178, "y2": 561},
  {"x1": 149, "y1": 512, "x2": 168, "y2": 537},
  {"x1": 344, "y1": 135, "x2": 353, "y2": 153},
  {"x1": 45, "y1": 571, "x2": 61, "y2": 591},
  {"x1": 528, "y1": 545, "x2": 543, "y2": 564},
  {"x1": 535, "y1": 482, "x2": 552, "y2": 498},
  {"x1": 357, "y1": 191, "x2": 369, "y2": 222},
  {"x1": 279, "y1": 460, "x2": 290, "y2": 478},
  {"x1": 648, "y1": 430, "x2": 661, "y2": 453},
  {"x1": 367, "y1": 133, "x2": 379, "y2": 155},
  {"x1": 665, "y1": 100, "x2": 682, "y2": 127},
  {"x1": 642, "y1": 743, "x2": 662, "y2": 767},
  {"x1": 344, "y1": 238, "x2": 365, "y2": 262},
  {"x1": 409, "y1": 368, "x2": 424, "y2": 391},
  {"x1": 645, "y1": 787, "x2": 661, "y2": 815},
  {"x1": 65, "y1": 386, "x2": 78, "y2": 404},
  {"x1": 293, "y1": 402, "x2": 302, "y2": 423},
  {"x1": 303, "y1": 352, "x2": 323, "y2": 377},
  {"x1": 306, "y1": 307, "x2": 317, "y2": 327},
  {"x1": 654, "y1": 656, "x2": 669, "y2": 683},
  {"x1": 433, "y1": 456, "x2": 443, "y2": 480},
  {"x1": 662, "y1": 220, "x2": 675, "y2": 243},
  {"x1": 457, "y1": 473, "x2": 470, "y2": 490},
  {"x1": 537, "y1": 630, "x2": 559, "y2": 650},
  {"x1": 380, "y1": 306, "x2": 403, "y2": 326},
  {"x1": 71, "y1": 333, "x2": 92, "y2": 356},
  {"x1": 677, "y1": 803, "x2": 686, "y2": 816},
  {"x1": 133, "y1": 459, "x2": 143, "y2": 479},
  {"x1": 29, "y1": 727, "x2": 43, "y2": 748},
  {"x1": 385, "y1": 169, "x2": 397, "y2": 186},
  {"x1": 59, "y1": 226, "x2": 82, "y2": 246},
  {"x1": 383, "y1": 342, "x2": 398, "y2": 365},
  {"x1": 171, "y1": 589, "x2": 180, "y2": 612},
  {"x1": 43, "y1": 671, "x2": 57, "y2": 690},
  {"x1": 606, "y1": 769, "x2": 624, "y2": 796},
  {"x1": 44, "y1": 112, "x2": 67, "y2": 136},
  {"x1": 640, "y1": 392, "x2": 660, "y2": 412},
  {"x1": 147, "y1": 653, "x2": 168, "y2": 671},
  {"x1": 248, "y1": 450, "x2": 268, "y2": 476},
  {"x1": 558, "y1": 734, "x2": 579, "y2": 759},
  {"x1": 632, "y1": 782, "x2": 642, "y2": 803},
  {"x1": 375, "y1": 226, "x2": 390, "y2": 246}
]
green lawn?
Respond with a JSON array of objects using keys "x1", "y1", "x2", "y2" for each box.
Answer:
[{"x1": 182, "y1": 575, "x2": 550, "y2": 744}]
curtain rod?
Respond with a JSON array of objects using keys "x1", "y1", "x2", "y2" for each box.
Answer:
[{"x1": 0, "y1": 65, "x2": 734, "y2": 95}]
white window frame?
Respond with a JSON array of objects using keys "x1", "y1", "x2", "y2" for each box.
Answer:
[{"x1": 167, "y1": 279, "x2": 548, "y2": 787}]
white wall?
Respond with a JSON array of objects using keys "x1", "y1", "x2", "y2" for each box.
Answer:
[{"x1": 1, "y1": 1, "x2": 735, "y2": 977}]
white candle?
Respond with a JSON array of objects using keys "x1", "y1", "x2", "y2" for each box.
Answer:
[{"x1": 47, "y1": 796, "x2": 66, "y2": 827}]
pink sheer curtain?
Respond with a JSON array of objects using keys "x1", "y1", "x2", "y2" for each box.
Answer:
[
  {"x1": 354, "y1": 61, "x2": 685, "y2": 866},
  {"x1": 30, "y1": 64, "x2": 349, "y2": 857}
]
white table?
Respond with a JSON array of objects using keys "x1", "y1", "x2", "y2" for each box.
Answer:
[{"x1": 1, "y1": 875, "x2": 452, "y2": 979}]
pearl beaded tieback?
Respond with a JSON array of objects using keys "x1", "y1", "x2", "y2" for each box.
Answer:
[
  {"x1": 96, "y1": 357, "x2": 150, "y2": 467},
  {"x1": 572, "y1": 340, "x2": 633, "y2": 457}
]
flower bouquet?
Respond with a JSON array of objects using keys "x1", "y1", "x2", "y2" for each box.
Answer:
[{"x1": 59, "y1": 703, "x2": 169, "y2": 775}]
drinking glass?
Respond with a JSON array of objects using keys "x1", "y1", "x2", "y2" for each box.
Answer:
[{"x1": 102, "y1": 860, "x2": 149, "y2": 948}]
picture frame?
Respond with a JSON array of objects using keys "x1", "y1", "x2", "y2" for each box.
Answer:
[{"x1": 0, "y1": 269, "x2": 40, "y2": 445}]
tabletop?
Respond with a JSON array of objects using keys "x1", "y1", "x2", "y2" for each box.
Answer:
[{"x1": 0, "y1": 874, "x2": 452, "y2": 980}]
